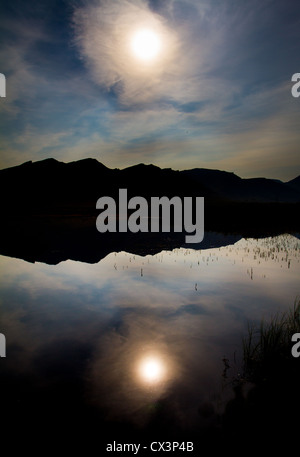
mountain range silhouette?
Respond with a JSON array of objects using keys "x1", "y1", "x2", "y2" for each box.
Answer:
[
  {"x1": 0, "y1": 158, "x2": 299, "y2": 264},
  {"x1": 1, "y1": 158, "x2": 299, "y2": 211}
]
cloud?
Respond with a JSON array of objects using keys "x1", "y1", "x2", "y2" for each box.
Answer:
[
  {"x1": 72, "y1": 0, "x2": 257, "y2": 109},
  {"x1": 72, "y1": 0, "x2": 181, "y2": 105},
  {"x1": 1, "y1": 0, "x2": 299, "y2": 179},
  {"x1": 72, "y1": 0, "x2": 278, "y2": 109}
]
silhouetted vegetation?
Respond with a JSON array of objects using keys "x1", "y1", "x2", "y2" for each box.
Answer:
[
  {"x1": 222, "y1": 300, "x2": 300, "y2": 450},
  {"x1": 242, "y1": 299, "x2": 300, "y2": 384}
]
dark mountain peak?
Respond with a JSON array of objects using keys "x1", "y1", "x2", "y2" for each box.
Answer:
[
  {"x1": 186, "y1": 167, "x2": 235, "y2": 174},
  {"x1": 180, "y1": 168, "x2": 242, "y2": 198},
  {"x1": 70, "y1": 157, "x2": 104, "y2": 166},
  {"x1": 270, "y1": 178, "x2": 283, "y2": 184},
  {"x1": 120, "y1": 163, "x2": 165, "y2": 181},
  {"x1": 39, "y1": 158, "x2": 59, "y2": 164},
  {"x1": 19, "y1": 160, "x2": 33, "y2": 167},
  {"x1": 0, "y1": 158, "x2": 63, "y2": 178},
  {"x1": 15, "y1": 158, "x2": 66, "y2": 174},
  {"x1": 31, "y1": 158, "x2": 66, "y2": 172},
  {"x1": 77, "y1": 158, "x2": 99, "y2": 163},
  {"x1": 30, "y1": 157, "x2": 107, "y2": 170},
  {"x1": 182, "y1": 167, "x2": 241, "y2": 180},
  {"x1": 68, "y1": 158, "x2": 109, "y2": 171},
  {"x1": 286, "y1": 175, "x2": 300, "y2": 193},
  {"x1": 124, "y1": 163, "x2": 161, "y2": 171},
  {"x1": 179, "y1": 168, "x2": 300, "y2": 203},
  {"x1": 0, "y1": 160, "x2": 33, "y2": 175},
  {"x1": 288, "y1": 175, "x2": 300, "y2": 183}
]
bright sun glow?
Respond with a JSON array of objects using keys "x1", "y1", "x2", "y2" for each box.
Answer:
[
  {"x1": 138, "y1": 356, "x2": 165, "y2": 384},
  {"x1": 131, "y1": 29, "x2": 161, "y2": 62}
]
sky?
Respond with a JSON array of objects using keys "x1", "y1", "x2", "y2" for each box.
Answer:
[{"x1": 0, "y1": 0, "x2": 299, "y2": 180}]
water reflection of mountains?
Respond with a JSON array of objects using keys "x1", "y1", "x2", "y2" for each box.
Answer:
[
  {"x1": 1, "y1": 218, "x2": 299, "y2": 265},
  {"x1": 1, "y1": 158, "x2": 299, "y2": 264}
]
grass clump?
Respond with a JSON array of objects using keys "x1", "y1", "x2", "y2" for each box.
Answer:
[
  {"x1": 221, "y1": 299, "x2": 300, "y2": 449},
  {"x1": 242, "y1": 299, "x2": 300, "y2": 384}
]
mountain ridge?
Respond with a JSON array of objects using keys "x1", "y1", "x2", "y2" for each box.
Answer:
[
  {"x1": 1, "y1": 157, "x2": 298, "y2": 183},
  {"x1": 0, "y1": 158, "x2": 299, "y2": 209},
  {"x1": 0, "y1": 158, "x2": 299, "y2": 265}
]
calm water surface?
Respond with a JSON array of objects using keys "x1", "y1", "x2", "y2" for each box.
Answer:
[{"x1": 0, "y1": 233, "x2": 299, "y2": 448}]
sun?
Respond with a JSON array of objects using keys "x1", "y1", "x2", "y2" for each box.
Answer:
[
  {"x1": 130, "y1": 29, "x2": 161, "y2": 62},
  {"x1": 138, "y1": 356, "x2": 165, "y2": 384}
]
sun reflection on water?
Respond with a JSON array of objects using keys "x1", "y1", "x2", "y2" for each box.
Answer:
[
  {"x1": 134, "y1": 349, "x2": 174, "y2": 390},
  {"x1": 138, "y1": 355, "x2": 166, "y2": 384}
]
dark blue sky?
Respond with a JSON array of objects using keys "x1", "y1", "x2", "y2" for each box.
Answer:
[{"x1": 0, "y1": 0, "x2": 299, "y2": 179}]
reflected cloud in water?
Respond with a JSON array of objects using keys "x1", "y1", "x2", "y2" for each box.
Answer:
[{"x1": 0, "y1": 234, "x2": 299, "y2": 433}]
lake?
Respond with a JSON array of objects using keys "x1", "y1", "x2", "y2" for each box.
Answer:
[{"x1": 0, "y1": 232, "x2": 299, "y2": 453}]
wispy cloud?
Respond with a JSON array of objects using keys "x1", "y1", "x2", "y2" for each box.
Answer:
[
  {"x1": 72, "y1": 0, "x2": 180, "y2": 105},
  {"x1": 0, "y1": 0, "x2": 299, "y2": 179}
]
